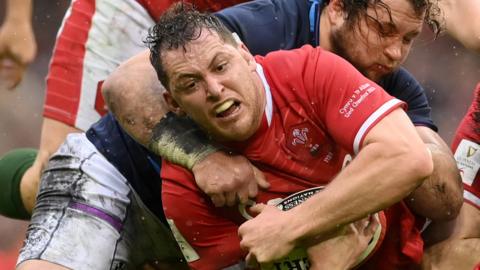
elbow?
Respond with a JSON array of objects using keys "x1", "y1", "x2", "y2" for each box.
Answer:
[
  {"x1": 402, "y1": 146, "x2": 434, "y2": 191},
  {"x1": 415, "y1": 147, "x2": 434, "y2": 180},
  {"x1": 430, "y1": 152, "x2": 463, "y2": 220},
  {"x1": 405, "y1": 146, "x2": 463, "y2": 221}
]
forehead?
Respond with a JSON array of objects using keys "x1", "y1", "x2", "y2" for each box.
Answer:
[
  {"x1": 161, "y1": 30, "x2": 237, "y2": 82},
  {"x1": 162, "y1": 30, "x2": 229, "y2": 66},
  {"x1": 367, "y1": 0, "x2": 424, "y2": 29}
]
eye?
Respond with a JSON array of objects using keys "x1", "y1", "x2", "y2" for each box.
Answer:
[
  {"x1": 402, "y1": 33, "x2": 418, "y2": 45},
  {"x1": 402, "y1": 37, "x2": 413, "y2": 45},
  {"x1": 379, "y1": 25, "x2": 396, "y2": 38},
  {"x1": 186, "y1": 81, "x2": 197, "y2": 89},
  {"x1": 176, "y1": 79, "x2": 198, "y2": 92},
  {"x1": 216, "y1": 62, "x2": 228, "y2": 72}
]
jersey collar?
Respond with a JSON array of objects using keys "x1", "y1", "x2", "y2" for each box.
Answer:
[
  {"x1": 256, "y1": 63, "x2": 273, "y2": 127},
  {"x1": 309, "y1": 0, "x2": 326, "y2": 46}
]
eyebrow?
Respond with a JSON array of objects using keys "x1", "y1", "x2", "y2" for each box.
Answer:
[
  {"x1": 207, "y1": 52, "x2": 228, "y2": 70},
  {"x1": 174, "y1": 73, "x2": 198, "y2": 82},
  {"x1": 379, "y1": 21, "x2": 397, "y2": 34},
  {"x1": 405, "y1": 29, "x2": 421, "y2": 38}
]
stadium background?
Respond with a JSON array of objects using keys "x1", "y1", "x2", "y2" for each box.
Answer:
[{"x1": 0, "y1": 1, "x2": 479, "y2": 268}]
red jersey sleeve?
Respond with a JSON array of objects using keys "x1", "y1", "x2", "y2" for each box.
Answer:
[{"x1": 304, "y1": 46, "x2": 405, "y2": 154}]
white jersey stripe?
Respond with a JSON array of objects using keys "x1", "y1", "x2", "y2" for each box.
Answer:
[
  {"x1": 353, "y1": 99, "x2": 403, "y2": 154},
  {"x1": 464, "y1": 189, "x2": 480, "y2": 207}
]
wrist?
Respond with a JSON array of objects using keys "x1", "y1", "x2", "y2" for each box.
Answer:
[
  {"x1": 191, "y1": 150, "x2": 222, "y2": 172},
  {"x1": 148, "y1": 112, "x2": 220, "y2": 170},
  {"x1": 6, "y1": 0, "x2": 32, "y2": 24},
  {"x1": 5, "y1": 16, "x2": 30, "y2": 25},
  {"x1": 282, "y1": 208, "x2": 307, "y2": 247}
]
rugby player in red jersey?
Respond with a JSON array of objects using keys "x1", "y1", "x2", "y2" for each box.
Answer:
[{"x1": 147, "y1": 5, "x2": 433, "y2": 269}]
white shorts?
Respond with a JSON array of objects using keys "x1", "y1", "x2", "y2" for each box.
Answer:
[{"x1": 17, "y1": 134, "x2": 187, "y2": 270}]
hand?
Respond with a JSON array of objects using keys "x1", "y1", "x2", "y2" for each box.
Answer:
[
  {"x1": 307, "y1": 216, "x2": 379, "y2": 270},
  {"x1": 0, "y1": 20, "x2": 36, "y2": 90},
  {"x1": 239, "y1": 203, "x2": 297, "y2": 265},
  {"x1": 192, "y1": 151, "x2": 269, "y2": 207}
]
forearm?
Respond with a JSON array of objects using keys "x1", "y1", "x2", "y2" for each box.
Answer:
[
  {"x1": 287, "y1": 141, "x2": 431, "y2": 244},
  {"x1": 149, "y1": 112, "x2": 220, "y2": 169},
  {"x1": 406, "y1": 143, "x2": 463, "y2": 220},
  {"x1": 102, "y1": 52, "x2": 220, "y2": 170},
  {"x1": 5, "y1": 0, "x2": 32, "y2": 24}
]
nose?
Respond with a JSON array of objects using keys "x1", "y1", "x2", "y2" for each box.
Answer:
[
  {"x1": 384, "y1": 39, "x2": 403, "y2": 62},
  {"x1": 205, "y1": 75, "x2": 223, "y2": 100}
]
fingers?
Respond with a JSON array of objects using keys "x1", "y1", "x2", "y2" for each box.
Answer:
[
  {"x1": 210, "y1": 193, "x2": 226, "y2": 207},
  {"x1": 249, "y1": 203, "x2": 266, "y2": 215},
  {"x1": 0, "y1": 58, "x2": 24, "y2": 90},
  {"x1": 351, "y1": 217, "x2": 368, "y2": 233},
  {"x1": 210, "y1": 190, "x2": 250, "y2": 207},
  {"x1": 237, "y1": 187, "x2": 250, "y2": 205},
  {"x1": 247, "y1": 166, "x2": 269, "y2": 200},
  {"x1": 364, "y1": 215, "x2": 380, "y2": 236},
  {"x1": 247, "y1": 180, "x2": 258, "y2": 200},
  {"x1": 253, "y1": 166, "x2": 270, "y2": 189},
  {"x1": 0, "y1": 23, "x2": 37, "y2": 65},
  {"x1": 245, "y1": 253, "x2": 258, "y2": 269},
  {"x1": 225, "y1": 191, "x2": 237, "y2": 207}
]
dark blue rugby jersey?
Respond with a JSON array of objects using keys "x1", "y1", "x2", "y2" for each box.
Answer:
[
  {"x1": 216, "y1": 0, "x2": 437, "y2": 131},
  {"x1": 86, "y1": 113, "x2": 167, "y2": 224}
]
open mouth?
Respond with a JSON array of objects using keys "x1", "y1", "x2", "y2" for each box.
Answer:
[{"x1": 215, "y1": 100, "x2": 241, "y2": 118}]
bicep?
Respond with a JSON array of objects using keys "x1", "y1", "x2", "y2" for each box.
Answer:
[{"x1": 362, "y1": 108, "x2": 423, "y2": 151}]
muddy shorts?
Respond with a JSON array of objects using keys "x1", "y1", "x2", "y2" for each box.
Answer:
[{"x1": 17, "y1": 133, "x2": 187, "y2": 270}]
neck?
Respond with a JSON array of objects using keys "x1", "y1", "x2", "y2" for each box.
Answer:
[{"x1": 318, "y1": 8, "x2": 333, "y2": 52}]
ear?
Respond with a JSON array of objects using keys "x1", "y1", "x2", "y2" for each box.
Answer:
[
  {"x1": 238, "y1": 42, "x2": 257, "y2": 72},
  {"x1": 326, "y1": 0, "x2": 345, "y2": 27},
  {"x1": 163, "y1": 91, "x2": 186, "y2": 116}
]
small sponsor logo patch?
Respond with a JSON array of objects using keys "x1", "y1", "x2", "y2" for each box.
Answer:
[
  {"x1": 454, "y1": 139, "x2": 480, "y2": 186},
  {"x1": 468, "y1": 146, "x2": 478, "y2": 157}
]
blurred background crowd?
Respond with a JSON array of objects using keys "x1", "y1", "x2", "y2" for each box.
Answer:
[{"x1": 0, "y1": 1, "x2": 479, "y2": 268}]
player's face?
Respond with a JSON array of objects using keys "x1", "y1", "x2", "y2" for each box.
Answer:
[
  {"x1": 329, "y1": 0, "x2": 424, "y2": 82},
  {"x1": 162, "y1": 30, "x2": 265, "y2": 142}
]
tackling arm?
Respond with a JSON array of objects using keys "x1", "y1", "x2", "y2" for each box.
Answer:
[{"x1": 102, "y1": 51, "x2": 268, "y2": 207}]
